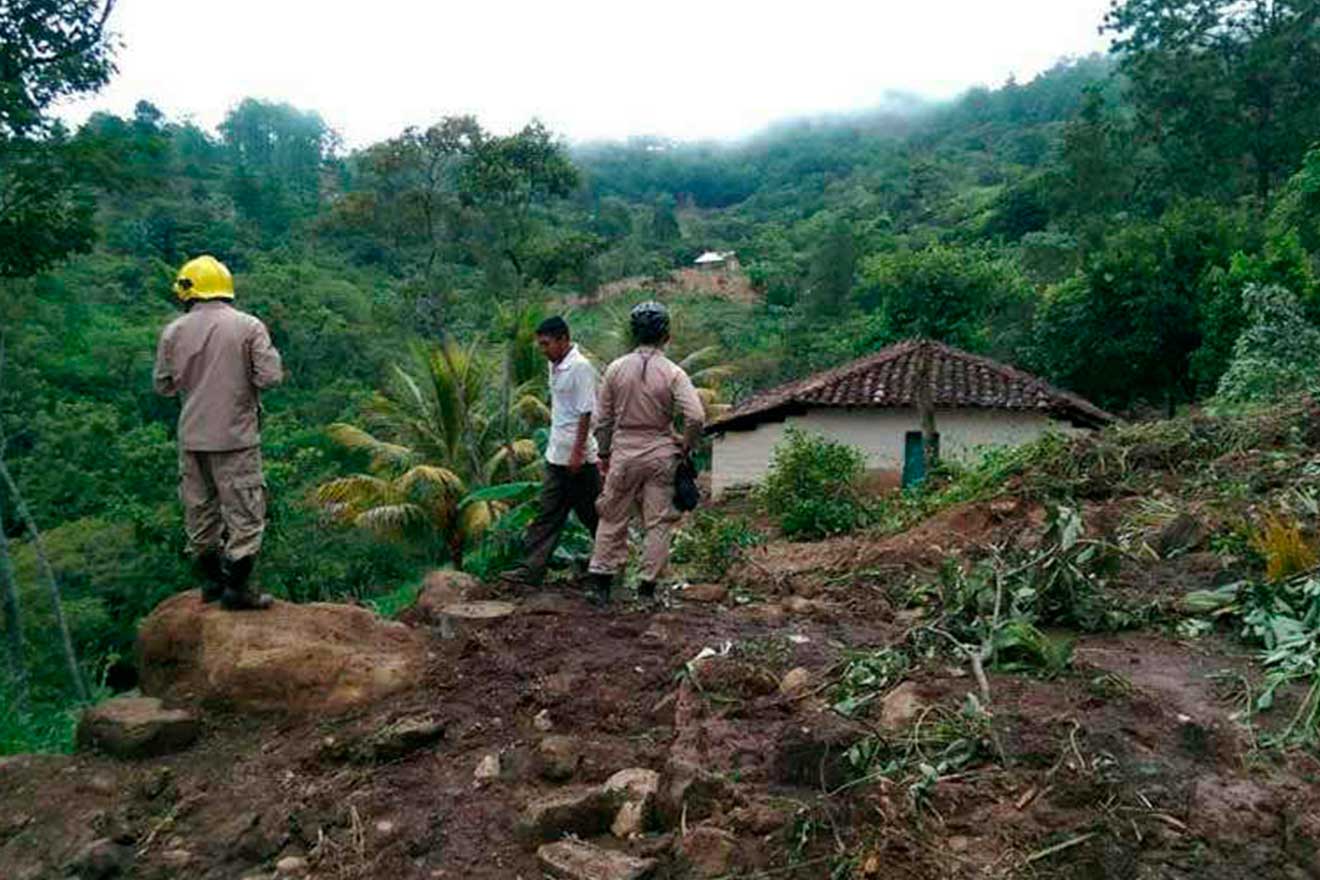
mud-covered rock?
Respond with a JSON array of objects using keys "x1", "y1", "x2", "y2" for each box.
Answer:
[
  {"x1": 1154, "y1": 513, "x2": 1207, "y2": 557},
  {"x1": 518, "y1": 787, "x2": 622, "y2": 844},
  {"x1": 656, "y1": 758, "x2": 735, "y2": 829},
  {"x1": 679, "y1": 583, "x2": 728, "y2": 603},
  {"x1": 677, "y1": 825, "x2": 737, "y2": 878},
  {"x1": 321, "y1": 714, "x2": 445, "y2": 763},
  {"x1": 68, "y1": 837, "x2": 134, "y2": 879},
  {"x1": 76, "y1": 697, "x2": 199, "y2": 759},
  {"x1": 773, "y1": 713, "x2": 864, "y2": 789},
  {"x1": 605, "y1": 768, "x2": 660, "y2": 837},
  {"x1": 537, "y1": 839, "x2": 656, "y2": 880},
  {"x1": 879, "y1": 681, "x2": 927, "y2": 729},
  {"x1": 779, "y1": 667, "x2": 812, "y2": 698},
  {"x1": 538, "y1": 735, "x2": 582, "y2": 782},
  {"x1": 138, "y1": 592, "x2": 426, "y2": 715}
]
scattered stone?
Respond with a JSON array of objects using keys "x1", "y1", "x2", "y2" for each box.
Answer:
[
  {"x1": 655, "y1": 759, "x2": 733, "y2": 829},
  {"x1": 739, "y1": 603, "x2": 786, "y2": 626},
  {"x1": 138, "y1": 593, "x2": 427, "y2": 716},
  {"x1": 543, "y1": 671, "x2": 579, "y2": 700},
  {"x1": 534, "y1": 709, "x2": 555, "y2": 732},
  {"x1": 475, "y1": 753, "x2": 501, "y2": 782},
  {"x1": 1155, "y1": 513, "x2": 1207, "y2": 557},
  {"x1": 680, "y1": 583, "x2": 728, "y2": 604},
  {"x1": 536, "y1": 839, "x2": 657, "y2": 880},
  {"x1": 604, "y1": 768, "x2": 660, "y2": 837},
  {"x1": 779, "y1": 667, "x2": 812, "y2": 698},
  {"x1": 88, "y1": 809, "x2": 134, "y2": 844},
  {"x1": 68, "y1": 838, "x2": 133, "y2": 880},
  {"x1": 349, "y1": 715, "x2": 445, "y2": 763},
  {"x1": 76, "y1": 697, "x2": 200, "y2": 759},
  {"x1": 276, "y1": 855, "x2": 309, "y2": 876},
  {"x1": 538, "y1": 735, "x2": 582, "y2": 782},
  {"x1": 730, "y1": 802, "x2": 788, "y2": 836},
  {"x1": 612, "y1": 800, "x2": 647, "y2": 838},
  {"x1": 690, "y1": 657, "x2": 778, "y2": 699},
  {"x1": 518, "y1": 787, "x2": 622, "y2": 844},
  {"x1": 677, "y1": 826, "x2": 737, "y2": 878},
  {"x1": 880, "y1": 682, "x2": 928, "y2": 730}
]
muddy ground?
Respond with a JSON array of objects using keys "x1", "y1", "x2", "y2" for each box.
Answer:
[{"x1": 4, "y1": 499, "x2": 1320, "y2": 879}]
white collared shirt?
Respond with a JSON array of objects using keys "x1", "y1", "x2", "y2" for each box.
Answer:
[{"x1": 546, "y1": 344, "x2": 600, "y2": 466}]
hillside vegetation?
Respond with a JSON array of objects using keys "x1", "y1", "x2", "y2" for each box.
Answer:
[{"x1": 4, "y1": 0, "x2": 1320, "y2": 766}]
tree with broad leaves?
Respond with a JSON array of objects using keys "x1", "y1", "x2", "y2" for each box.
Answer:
[
  {"x1": 0, "y1": 0, "x2": 118, "y2": 277},
  {"x1": 1104, "y1": 0, "x2": 1320, "y2": 202}
]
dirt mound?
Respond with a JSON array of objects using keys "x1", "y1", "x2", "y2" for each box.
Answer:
[
  {"x1": 138, "y1": 591, "x2": 426, "y2": 715},
  {"x1": 731, "y1": 500, "x2": 1043, "y2": 598}
]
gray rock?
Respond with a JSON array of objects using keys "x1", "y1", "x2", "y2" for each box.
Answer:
[
  {"x1": 537, "y1": 839, "x2": 656, "y2": 880},
  {"x1": 518, "y1": 786, "x2": 622, "y2": 844},
  {"x1": 76, "y1": 697, "x2": 199, "y2": 759},
  {"x1": 604, "y1": 768, "x2": 660, "y2": 837},
  {"x1": 324, "y1": 714, "x2": 445, "y2": 764}
]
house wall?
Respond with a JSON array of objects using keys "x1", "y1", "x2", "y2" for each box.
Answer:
[{"x1": 710, "y1": 407, "x2": 1085, "y2": 497}]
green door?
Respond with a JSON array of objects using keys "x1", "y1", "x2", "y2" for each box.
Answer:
[{"x1": 902, "y1": 431, "x2": 938, "y2": 488}]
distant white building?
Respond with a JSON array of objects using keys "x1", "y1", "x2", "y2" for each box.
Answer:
[
  {"x1": 694, "y1": 251, "x2": 740, "y2": 273},
  {"x1": 706, "y1": 339, "x2": 1115, "y2": 497}
]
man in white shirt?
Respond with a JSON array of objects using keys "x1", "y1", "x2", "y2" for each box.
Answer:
[{"x1": 502, "y1": 316, "x2": 601, "y2": 588}]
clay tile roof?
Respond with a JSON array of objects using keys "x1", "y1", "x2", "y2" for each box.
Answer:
[{"x1": 708, "y1": 339, "x2": 1116, "y2": 433}]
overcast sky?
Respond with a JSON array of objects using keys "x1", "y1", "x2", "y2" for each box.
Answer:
[{"x1": 59, "y1": 0, "x2": 1114, "y2": 147}]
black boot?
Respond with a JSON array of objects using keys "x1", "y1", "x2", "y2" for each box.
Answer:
[
  {"x1": 586, "y1": 572, "x2": 612, "y2": 608},
  {"x1": 220, "y1": 555, "x2": 273, "y2": 611},
  {"x1": 194, "y1": 549, "x2": 225, "y2": 603}
]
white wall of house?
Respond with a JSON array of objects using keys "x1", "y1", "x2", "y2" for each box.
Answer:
[{"x1": 710, "y1": 407, "x2": 1083, "y2": 497}]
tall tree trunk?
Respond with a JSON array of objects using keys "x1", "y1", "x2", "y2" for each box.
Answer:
[
  {"x1": 918, "y1": 341, "x2": 939, "y2": 479},
  {"x1": 0, "y1": 500, "x2": 27, "y2": 707},
  {"x1": 0, "y1": 459, "x2": 87, "y2": 702}
]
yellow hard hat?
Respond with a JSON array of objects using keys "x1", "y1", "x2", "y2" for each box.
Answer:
[{"x1": 173, "y1": 255, "x2": 234, "y2": 301}]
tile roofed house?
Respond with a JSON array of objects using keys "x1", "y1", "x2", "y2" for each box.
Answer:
[{"x1": 706, "y1": 339, "x2": 1115, "y2": 497}]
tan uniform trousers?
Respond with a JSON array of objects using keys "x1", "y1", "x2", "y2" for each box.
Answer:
[
  {"x1": 179, "y1": 446, "x2": 267, "y2": 561},
  {"x1": 589, "y1": 450, "x2": 679, "y2": 582}
]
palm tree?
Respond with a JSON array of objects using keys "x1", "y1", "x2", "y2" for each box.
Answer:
[
  {"x1": 581, "y1": 301, "x2": 737, "y2": 421},
  {"x1": 315, "y1": 339, "x2": 542, "y2": 568}
]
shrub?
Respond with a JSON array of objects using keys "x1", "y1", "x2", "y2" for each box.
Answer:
[
  {"x1": 756, "y1": 428, "x2": 869, "y2": 539},
  {"x1": 672, "y1": 512, "x2": 764, "y2": 580}
]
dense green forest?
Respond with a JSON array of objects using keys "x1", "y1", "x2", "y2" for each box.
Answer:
[{"x1": 3, "y1": 0, "x2": 1320, "y2": 750}]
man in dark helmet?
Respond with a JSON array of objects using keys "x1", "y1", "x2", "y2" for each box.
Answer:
[{"x1": 584, "y1": 301, "x2": 705, "y2": 606}]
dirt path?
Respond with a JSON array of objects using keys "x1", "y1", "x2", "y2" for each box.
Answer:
[{"x1": 4, "y1": 578, "x2": 1320, "y2": 879}]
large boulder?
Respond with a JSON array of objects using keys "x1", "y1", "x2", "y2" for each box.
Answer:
[
  {"x1": 401, "y1": 570, "x2": 481, "y2": 625},
  {"x1": 138, "y1": 592, "x2": 426, "y2": 715},
  {"x1": 76, "y1": 697, "x2": 199, "y2": 759}
]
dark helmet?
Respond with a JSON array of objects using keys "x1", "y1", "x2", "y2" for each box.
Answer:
[{"x1": 630, "y1": 300, "x2": 670, "y2": 345}]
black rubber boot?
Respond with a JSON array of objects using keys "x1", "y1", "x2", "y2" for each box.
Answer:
[
  {"x1": 220, "y1": 555, "x2": 273, "y2": 611},
  {"x1": 194, "y1": 549, "x2": 225, "y2": 603},
  {"x1": 586, "y1": 573, "x2": 612, "y2": 608}
]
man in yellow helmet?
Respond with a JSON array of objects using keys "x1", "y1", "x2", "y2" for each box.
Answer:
[{"x1": 153, "y1": 255, "x2": 285, "y2": 610}]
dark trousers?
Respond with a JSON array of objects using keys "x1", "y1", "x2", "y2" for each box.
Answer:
[{"x1": 517, "y1": 463, "x2": 602, "y2": 582}]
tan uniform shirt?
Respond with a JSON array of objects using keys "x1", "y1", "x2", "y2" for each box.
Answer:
[
  {"x1": 153, "y1": 301, "x2": 284, "y2": 451},
  {"x1": 595, "y1": 346, "x2": 705, "y2": 461}
]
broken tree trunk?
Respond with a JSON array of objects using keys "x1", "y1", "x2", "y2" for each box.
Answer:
[{"x1": 435, "y1": 600, "x2": 516, "y2": 640}]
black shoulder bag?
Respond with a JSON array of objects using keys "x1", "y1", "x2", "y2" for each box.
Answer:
[{"x1": 674, "y1": 454, "x2": 701, "y2": 512}]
